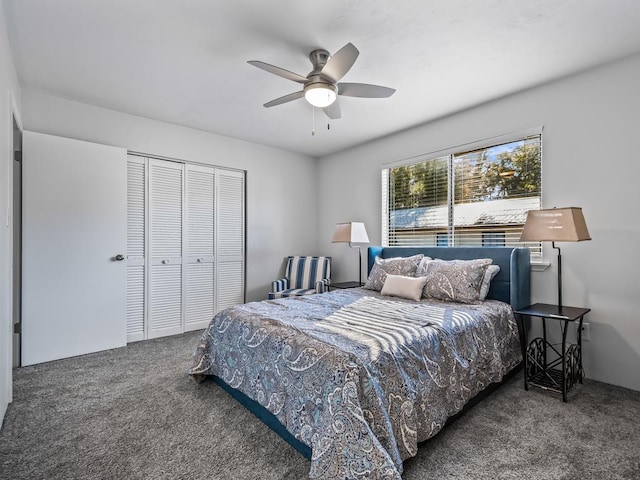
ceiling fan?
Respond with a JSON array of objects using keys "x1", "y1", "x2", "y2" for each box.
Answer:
[{"x1": 248, "y1": 43, "x2": 396, "y2": 120}]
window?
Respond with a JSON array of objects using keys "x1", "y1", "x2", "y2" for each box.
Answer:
[
  {"x1": 436, "y1": 232, "x2": 449, "y2": 247},
  {"x1": 482, "y1": 231, "x2": 506, "y2": 247},
  {"x1": 383, "y1": 133, "x2": 541, "y2": 257}
]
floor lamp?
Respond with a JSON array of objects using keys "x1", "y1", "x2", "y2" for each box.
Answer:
[
  {"x1": 331, "y1": 222, "x2": 370, "y2": 286},
  {"x1": 519, "y1": 207, "x2": 591, "y2": 309}
]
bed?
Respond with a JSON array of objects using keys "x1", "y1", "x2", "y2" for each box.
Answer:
[{"x1": 190, "y1": 246, "x2": 530, "y2": 479}]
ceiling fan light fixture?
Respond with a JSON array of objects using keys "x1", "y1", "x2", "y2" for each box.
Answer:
[{"x1": 304, "y1": 83, "x2": 337, "y2": 108}]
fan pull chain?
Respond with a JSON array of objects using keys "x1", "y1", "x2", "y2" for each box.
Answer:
[{"x1": 311, "y1": 108, "x2": 332, "y2": 134}]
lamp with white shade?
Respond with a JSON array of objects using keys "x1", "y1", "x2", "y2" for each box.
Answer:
[
  {"x1": 331, "y1": 222, "x2": 370, "y2": 286},
  {"x1": 519, "y1": 207, "x2": 591, "y2": 309}
]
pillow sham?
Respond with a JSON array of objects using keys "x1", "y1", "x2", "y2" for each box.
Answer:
[
  {"x1": 363, "y1": 254, "x2": 424, "y2": 292},
  {"x1": 381, "y1": 274, "x2": 428, "y2": 301},
  {"x1": 420, "y1": 258, "x2": 492, "y2": 304},
  {"x1": 416, "y1": 256, "x2": 432, "y2": 277},
  {"x1": 479, "y1": 264, "x2": 501, "y2": 301}
]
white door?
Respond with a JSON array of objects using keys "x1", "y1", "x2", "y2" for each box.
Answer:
[
  {"x1": 22, "y1": 131, "x2": 127, "y2": 365},
  {"x1": 184, "y1": 164, "x2": 215, "y2": 331},
  {"x1": 215, "y1": 169, "x2": 245, "y2": 313},
  {"x1": 126, "y1": 155, "x2": 146, "y2": 342},
  {"x1": 124, "y1": 157, "x2": 245, "y2": 341},
  {"x1": 148, "y1": 159, "x2": 183, "y2": 339}
]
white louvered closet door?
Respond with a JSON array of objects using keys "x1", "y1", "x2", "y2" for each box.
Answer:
[
  {"x1": 148, "y1": 159, "x2": 184, "y2": 339},
  {"x1": 126, "y1": 156, "x2": 244, "y2": 342},
  {"x1": 216, "y1": 169, "x2": 245, "y2": 313},
  {"x1": 126, "y1": 155, "x2": 146, "y2": 342},
  {"x1": 184, "y1": 164, "x2": 215, "y2": 331}
]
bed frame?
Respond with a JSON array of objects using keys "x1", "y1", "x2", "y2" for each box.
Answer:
[
  {"x1": 368, "y1": 246, "x2": 530, "y2": 310},
  {"x1": 213, "y1": 246, "x2": 531, "y2": 461}
]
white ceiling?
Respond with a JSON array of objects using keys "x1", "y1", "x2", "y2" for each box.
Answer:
[{"x1": 5, "y1": 0, "x2": 640, "y2": 157}]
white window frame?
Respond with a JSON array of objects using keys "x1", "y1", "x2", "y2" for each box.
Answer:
[{"x1": 381, "y1": 127, "x2": 543, "y2": 260}]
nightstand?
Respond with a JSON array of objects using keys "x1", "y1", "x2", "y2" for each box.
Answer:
[
  {"x1": 328, "y1": 281, "x2": 363, "y2": 291},
  {"x1": 514, "y1": 303, "x2": 590, "y2": 402}
]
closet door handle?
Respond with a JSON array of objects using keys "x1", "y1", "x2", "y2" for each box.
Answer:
[
  {"x1": 197, "y1": 258, "x2": 203, "y2": 263},
  {"x1": 114, "y1": 254, "x2": 125, "y2": 261},
  {"x1": 162, "y1": 259, "x2": 170, "y2": 264}
]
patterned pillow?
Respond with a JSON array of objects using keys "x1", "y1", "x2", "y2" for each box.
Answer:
[
  {"x1": 363, "y1": 254, "x2": 424, "y2": 292},
  {"x1": 479, "y1": 264, "x2": 501, "y2": 301},
  {"x1": 420, "y1": 258, "x2": 492, "y2": 303},
  {"x1": 416, "y1": 256, "x2": 432, "y2": 277}
]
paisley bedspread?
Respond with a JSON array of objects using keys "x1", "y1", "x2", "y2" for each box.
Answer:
[{"x1": 189, "y1": 289, "x2": 522, "y2": 479}]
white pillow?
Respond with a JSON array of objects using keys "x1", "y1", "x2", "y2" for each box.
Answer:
[
  {"x1": 381, "y1": 274, "x2": 428, "y2": 301},
  {"x1": 479, "y1": 264, "x2": 501, "y2": 301}
]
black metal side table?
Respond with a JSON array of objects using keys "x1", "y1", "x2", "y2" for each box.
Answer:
[
  {"x1": 328, "y1": 281, "x2": 363, "y2": 291},
  {"x1": 514, "y1": 303, "x2": 590, "y2": 402}
]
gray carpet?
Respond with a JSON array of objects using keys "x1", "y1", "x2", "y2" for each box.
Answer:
[{"x1": 1, "y1": 331, "x2": 639, "y2": 480}]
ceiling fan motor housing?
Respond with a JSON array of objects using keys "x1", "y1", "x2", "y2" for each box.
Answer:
[
  {"x1": 308, "y1": 49, "x2": 330, "y2": 75},
  {"x1": 304, "y1": 49, "x2": 338, "y2": 107}
]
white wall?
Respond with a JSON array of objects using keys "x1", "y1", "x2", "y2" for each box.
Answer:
[
  {"x1": 21, "y1": 91, "x2": 319, "y2": 303},
  {"x1": 0, "y1": 2, "x2": 21, "y2": 421},
  {"x1": 318, "y1": 53, "x2": 640, "y2": 391}
]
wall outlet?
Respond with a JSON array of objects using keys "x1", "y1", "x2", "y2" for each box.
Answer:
[{"x1": 578, "y1": 322, "x2": 590, "y2": 341}]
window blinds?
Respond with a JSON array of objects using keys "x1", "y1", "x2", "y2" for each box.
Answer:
[{"x1": 384, "y1": 135, "x2": 542, "y2": 257}]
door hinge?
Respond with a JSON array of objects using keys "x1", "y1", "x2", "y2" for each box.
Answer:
[
  {"x1": 14, "y1": 151, "x2": 22, "y2": 162},
  {"x1": 13, "y1": 322, "x2": 22, "y2": 334}
]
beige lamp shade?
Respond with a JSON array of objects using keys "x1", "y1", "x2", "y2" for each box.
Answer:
[
  {"x1": 519, "y1": 207, "x2": 591, "y2": 242},
  {"x1": 332, "y1": 222, "x2": 370, "y2": 244}
]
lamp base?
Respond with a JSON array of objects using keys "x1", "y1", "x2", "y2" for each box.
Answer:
[
  {"x1": 553, "y1": 241, "x2": 563, "y2": 309},
  {"x1": 349, "y1": 243, "x2": 362, "y2": 286}
]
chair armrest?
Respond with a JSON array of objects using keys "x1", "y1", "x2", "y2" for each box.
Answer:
[
  {"x1": 271, "y1": 278, "x2": 289, "y2": 293},
  {"x1": 315, "y1": 279, "x2": 330, "y2": 293}
]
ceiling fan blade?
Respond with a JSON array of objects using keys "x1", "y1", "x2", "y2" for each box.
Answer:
[
  {"x1": 320, "y1": 43, "x2": 359, "y2": 83},
  {"x1": 263, "y1": 90, "x2": 304, "y2": 108},
  {"x1": 247, "y1": 60, "x2": 307, "y2": 84},
  {"x1": 338, "y1": 82, "x2": 396, "y2": 98},
  {"x1": 323, "y1": 100, "x2": 341, "y2": 120}
]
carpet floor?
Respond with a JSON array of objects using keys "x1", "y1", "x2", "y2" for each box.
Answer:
[{"x1": 1, "y1": 330, "x2": 639, "y2": 479}]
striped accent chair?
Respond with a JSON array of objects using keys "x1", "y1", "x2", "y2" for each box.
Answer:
[{"x1": 268, "y1": 256, "x2": 332, "y2": 299}]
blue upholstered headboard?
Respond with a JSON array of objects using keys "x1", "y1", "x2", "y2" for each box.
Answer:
[{"x1": 367, "y1": 246, "x2": 531, "y2": 310}]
